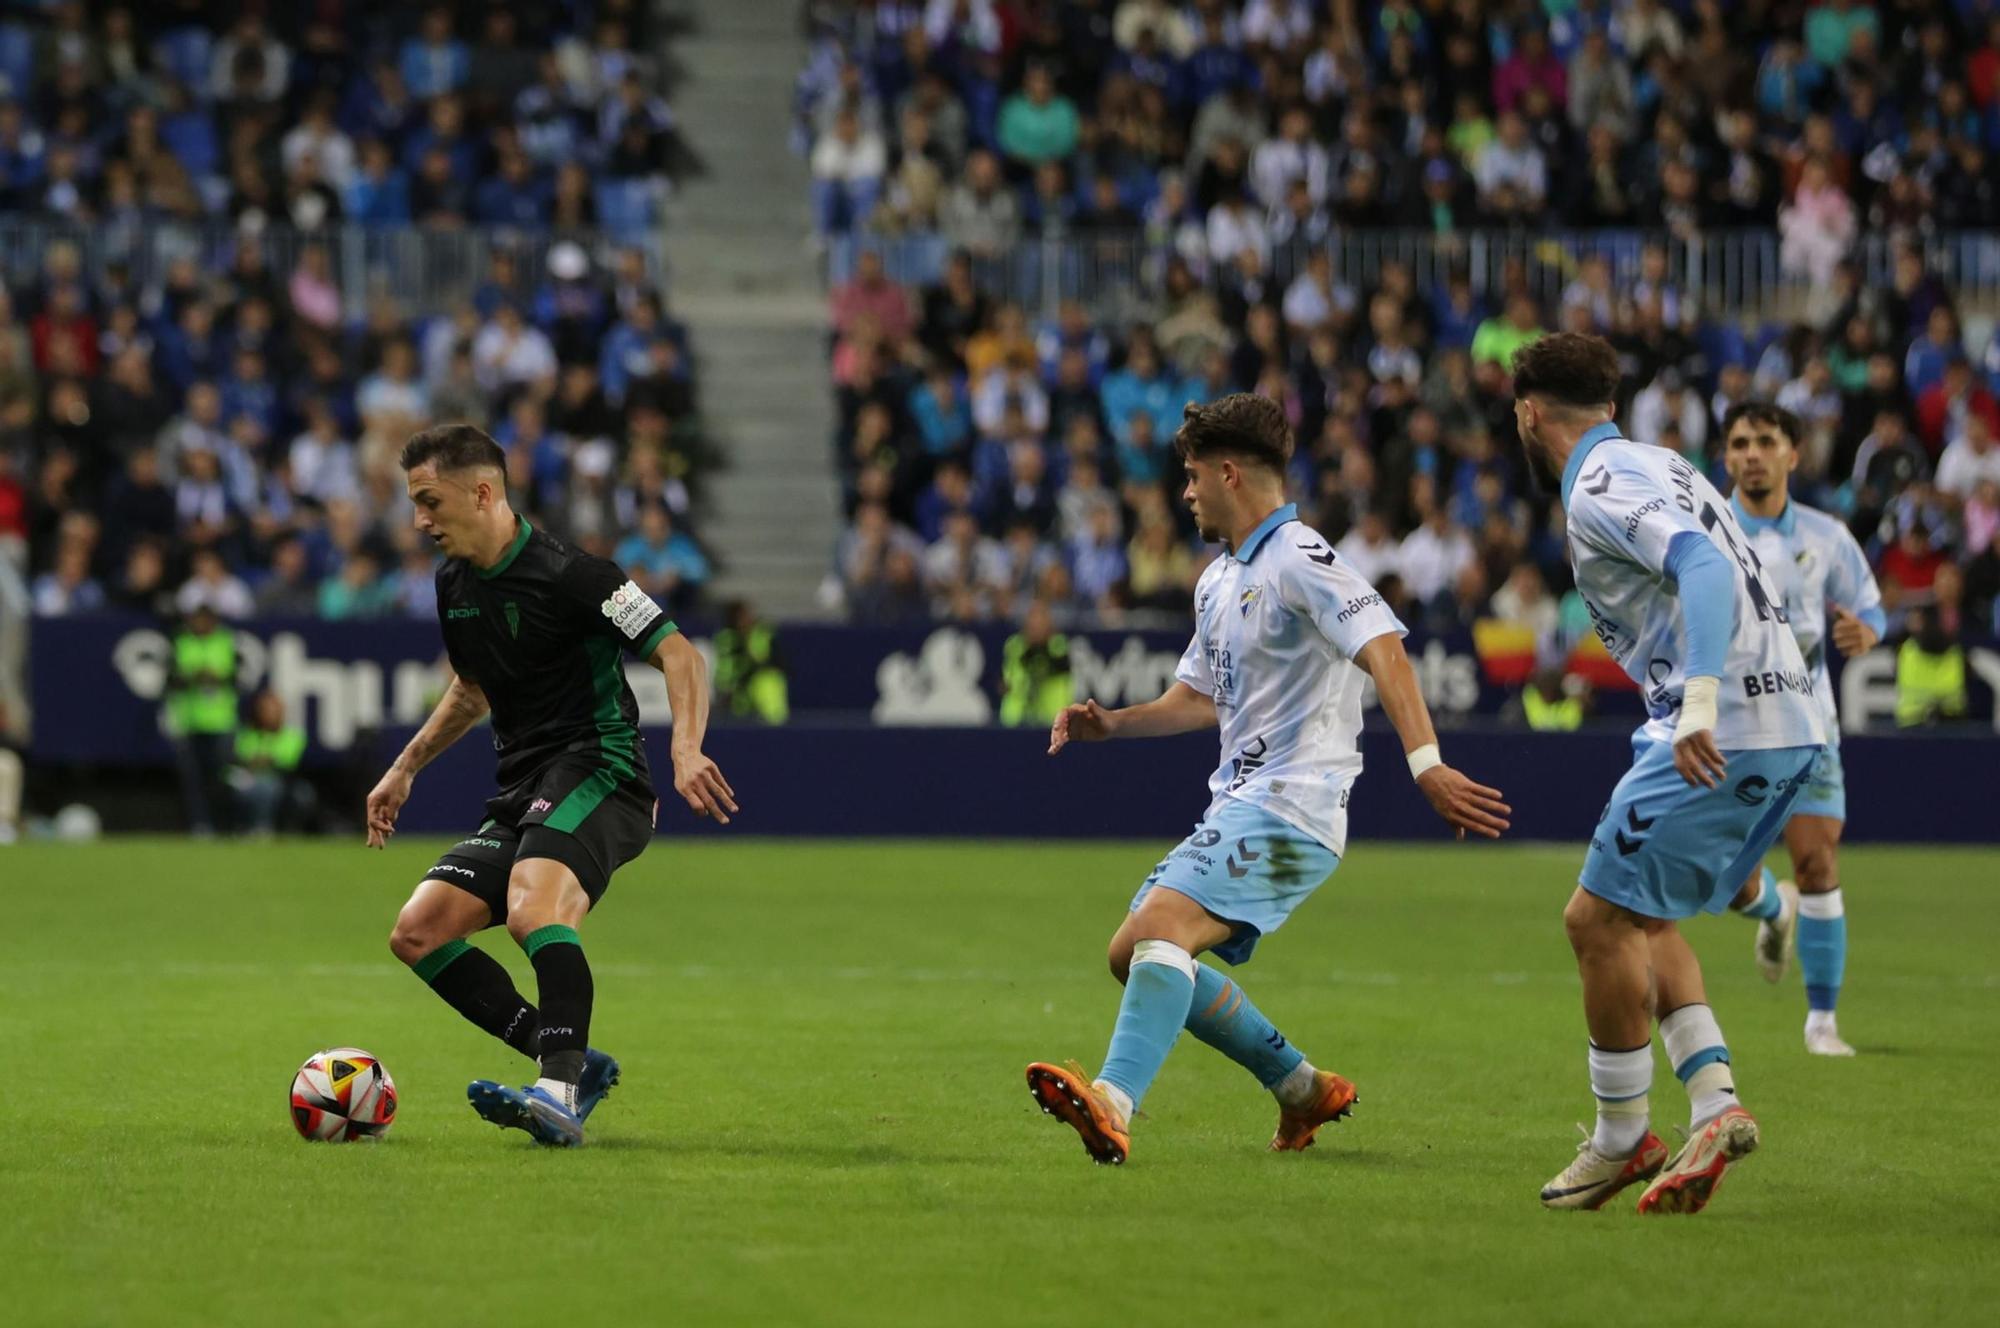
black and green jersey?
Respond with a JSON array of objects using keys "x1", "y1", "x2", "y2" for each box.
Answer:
[{"x1": 436, "y1": 517, "x2": 677, "y2": 792}]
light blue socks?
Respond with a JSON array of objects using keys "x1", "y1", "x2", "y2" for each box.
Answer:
[
  {"x1": 1097, "y1": 940, "x2": 1197, "y2": 1111},
  {"x1": 1798, "y1": 888, "x2": 1847, "y2": 1012},
  {"x1": 1183, "y1": 962, "x2": 1306, "y2": 1089},
  {"x1": 1739, "y1": 865, "x2": 1784, "y2": 921}
]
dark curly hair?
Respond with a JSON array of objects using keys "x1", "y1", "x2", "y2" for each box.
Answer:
[
  {"x1": 1720, "y1": 400, "x2": 1804, "y2": 447},
  {"x1": 1172, "y1": 393, "x2": 1294, "y2": 474},
  {"x1": 1510, "y1": 332, "x2": 1622, "y2": 410}
]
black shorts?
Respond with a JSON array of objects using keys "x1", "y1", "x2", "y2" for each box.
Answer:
[{"x1": 424, "y1": 755, "x2": 658, "y2": 926}]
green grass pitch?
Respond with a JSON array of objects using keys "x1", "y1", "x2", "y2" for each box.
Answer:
[{"x1": 3, "y1": 838, "x2": 1996, "y2": 1325}]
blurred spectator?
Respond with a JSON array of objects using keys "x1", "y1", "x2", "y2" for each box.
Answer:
[
  {"x1": 1917, "y1": 359, "x2": 2000, "y2": 458},
  {"x1": 1399, "y1": 501, "x2": 1476, "y2": 613},
  {"x1": 940, "y1": 149, "x2": 1020, "y2": 257},
  {"x1": 812, "y1": 106, "x2": 887, "y2": 239},
  {"x1": 1895, "y1": 608, "x2": 1968, "y2": 727},
  {"x1": 1779, "y1": 156, "x2": 1857, "y2": 293},
  {"x1": 166, "y1": 603, "x2": 236, "y2": 835},
  {"x1": 715, "y1": 600, "x2": 789, "y2": 725},
  {"x1": 1520, "y1": 668, "x2": 1586, "y2": 731},
  {"x1": 227, "y1": 689, "x2": 311, "y2": 836},
  {"x1": 614, "y1": 504, "x2": 710, "y2": 614},
  {"x1": 999, "y1": 598, "x2": 1072, "y2": 727},
  {"x1": 997, "y1": 65, "x2": 1079, "y2": 168},
  {"x1": 1938, "y1": 418, "x2": 2000, "y2": 504}
]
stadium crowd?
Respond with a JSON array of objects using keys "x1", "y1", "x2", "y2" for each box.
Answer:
[
  {"x1": 0, "y1": 0, "x2": 715, "y2": 638},
  {"x1": 805, "y1": 0, "x2": 2000, "y2": 697}
]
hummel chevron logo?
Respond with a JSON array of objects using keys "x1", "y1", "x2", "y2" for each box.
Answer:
[
  {"x1": 1615, "y1": 805, "x2": 1653, "y2": 856},
  {"x1": 1236, "y1": 839, "x2": 1261, "y2": 863},
  {"x1": 1226, "y1": 840, "x2": 1262, "y2": 877},
  {"x1": 1298, "y1": 542, "x2": 1337, "y2": 565},
  {"x1": 1582, "y1": 466, "x2": 1612, "y2": 496}
]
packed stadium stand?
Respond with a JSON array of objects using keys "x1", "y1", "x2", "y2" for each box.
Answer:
[
  {"x1": 799, "y1": 0, "x2": 2000, "y2": 666},
  {"x1": 0, "y1": 0, "x2": 710, "y2": 630}
]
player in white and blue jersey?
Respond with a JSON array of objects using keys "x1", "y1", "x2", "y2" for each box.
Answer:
[
  {"x1": 1024, "y1": 393, "x2": 1512, "y2": 1166},
  {"x1": 1719, "y1": 403, "x2": 1886, "y2": 1058},
  {"x1": 1512, "y1": 335, "x2": 1826, "y2": 1216}
]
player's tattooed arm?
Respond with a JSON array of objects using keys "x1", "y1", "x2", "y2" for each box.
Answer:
[
  {"x1": 365, "y1": 672, "x2": 489, "y2": 847},
  {"x1": 1048, "y1": 682, "x2": 1216, "y2": 755},
  {"x1": 1355, "y1": 634, "x2": 1512, "y2": 840},
  {"x1": 652, "y1": 631, "x2": 739, "y2": 824}
]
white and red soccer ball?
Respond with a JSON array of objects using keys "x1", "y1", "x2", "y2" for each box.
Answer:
[{"x1": 290, "y1": 1047, "x2": 397, "y2": 1142}]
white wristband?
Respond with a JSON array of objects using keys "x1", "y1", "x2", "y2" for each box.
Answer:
[
  {"x1": 1406, "y1": 743, "x2": 1442, "y2": 780},
  {"x1": 1674, "y1": 676, "x2": 1719, "y2": 742}
]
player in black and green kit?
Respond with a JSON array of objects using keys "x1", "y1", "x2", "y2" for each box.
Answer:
[{"x1": 367, "y1": 424, "x2": 737, "y2": 1147}]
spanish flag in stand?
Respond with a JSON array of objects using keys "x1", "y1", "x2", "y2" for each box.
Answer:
[{"x1": 1472, "y1": 619, "x2": 1636, "y2": 691}]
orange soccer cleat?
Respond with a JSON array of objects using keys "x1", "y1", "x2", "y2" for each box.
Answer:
[
  {"x1": 1269, "y1": 1069, "x2": 1359, "y2": 1152},
  {"x1": 1026, "y1": 1061, "x2": 1132, "y2": 1165},
  {"x1": 1636, "y1": 1105, "x2": 1761, "y2": 1215}
]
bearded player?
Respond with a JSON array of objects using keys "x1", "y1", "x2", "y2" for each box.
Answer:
[
  {"x1": 367, "y1": 424, "x2": 737, "y2": 1147},
  {"x1": 1718, "y1": 403, "x2": 1885, "y2": 1056},
  {"x1": 1514, "y1": 335, "x2": 1823, "y2": 1215}
]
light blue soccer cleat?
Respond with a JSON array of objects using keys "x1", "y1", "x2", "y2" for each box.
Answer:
[
  {"x1": 467, "y1": 1080, "x2": 586, "y2": 1147},
  {"x1": 576, "y1": 1048, "x2": 621, "y2": 1120}
]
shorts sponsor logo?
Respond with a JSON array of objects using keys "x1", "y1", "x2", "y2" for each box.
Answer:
[
  {"x1": 1734, "y1": 776, "x2": 1769, "y2": 806},
  {"x1": 600, "y1": 579, "x2": 662, "y2": 641},
  {"x1": 530, "y1": 798, "x2": 553, "y2": 813},
  {"x1": 1190, "y1": 829, "x2": 1222, "y2": 848}
]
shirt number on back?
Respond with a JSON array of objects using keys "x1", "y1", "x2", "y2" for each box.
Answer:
[{"x1": 1698, "y1": 502, "x2": 1787, "y2": 626}]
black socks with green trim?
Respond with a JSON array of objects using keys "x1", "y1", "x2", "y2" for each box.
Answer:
[
  {"x1": 411, "y1": 938, "x2": 541, "y2": 1059},
  {"x1": 521, "y1": 924, "x2": 593, "y2": 1085}
]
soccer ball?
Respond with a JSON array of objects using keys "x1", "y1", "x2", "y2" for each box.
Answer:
[{"x1": 290, "y1": 1047, "x2": 397, "y2": 1142}]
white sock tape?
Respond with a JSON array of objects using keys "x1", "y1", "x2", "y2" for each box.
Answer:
[
  {"x1": 1798, "y1": 888, "x2": 1844, "y2": 920},
  {"x1": 1130, "y1": 938, "x2": 1198, "y2": 983}
]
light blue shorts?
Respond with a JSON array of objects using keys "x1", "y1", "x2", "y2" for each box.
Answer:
[
  {"x1": 1579, "y1": 737, "x2": 1823, "y2": 920},
  {"x1": 1129, "y1": 798, "x2": 1339, "y2": 965},
  {"x1": 1788, "y1": 742, "x2": 1845, "y2": 821}
]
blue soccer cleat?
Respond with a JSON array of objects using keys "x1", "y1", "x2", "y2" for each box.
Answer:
[
  {"x1": 577, "y1": 1048, "x2": 621, "y2": 1121},
  {"x1": 467, "y1": 1080, "x2": 585, "y2": 1147}
]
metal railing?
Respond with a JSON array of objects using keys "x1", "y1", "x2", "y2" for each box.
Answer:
[
  {"x1": 0, "y1": 219, "x2": 669, "y2": 312},
  {"x1": 829, "y1": 227, "x2": 2000, "y2": 324}
]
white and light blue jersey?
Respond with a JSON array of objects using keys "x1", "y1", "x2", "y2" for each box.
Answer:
[
  {"x1": 1561, "y1": 424, "x2": 1825, "y2": 751},
  {"x1": 1730, "y1": 495, "x2": 1885, "y2": 741},
  {"x1": 1175, "y1": 503, "x2": 1407, "y2": 857}
]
